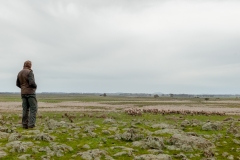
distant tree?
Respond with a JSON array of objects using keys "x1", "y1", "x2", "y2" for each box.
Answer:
[
  {"x1": 103, "y1": 93, "x2": 107, "y2": 97},
  {"x1": 169, "y1": 94, "x2": 173, "y2": 97},
  {"x1": 205, "y1": 98, "x2": 209, "y2": 101},
  {"x1": 154, "y1": 94, "x2": 159, "y2": 98}
]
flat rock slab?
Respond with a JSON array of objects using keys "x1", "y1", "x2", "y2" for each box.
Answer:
[
  {"x1": 134, "y1": 154, "x2": 172, "y2": 160},
  {"x1": 0, "y1": 151, "x2": 7, "y2": 158},
  {"x1": 170, "y1": 133, "x2": 214, "y2": 150}
]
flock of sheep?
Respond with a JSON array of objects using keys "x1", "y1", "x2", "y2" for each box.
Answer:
[{"x1": 125, "y1": 108, "x2": 226, "y2": 116}]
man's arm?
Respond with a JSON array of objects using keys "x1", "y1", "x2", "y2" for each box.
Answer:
[
  {"x1": 28, "y1": 71, "x2": 37, "y2": 88},
  {"x1": 16, "y1": 77, "x2": 21, "y2": 88}
]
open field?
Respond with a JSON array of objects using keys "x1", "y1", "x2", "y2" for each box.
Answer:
[
  {"x1": 0, "y1": 94, "x2": 240, "y2": 159},
  {"x1": 1, "y1": 94, "x2": 240, "y2": 114}
]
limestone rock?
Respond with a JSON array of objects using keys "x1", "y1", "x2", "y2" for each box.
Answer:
[
  {"x1": 191, "y1": 119, "x2": 203, "y2": 126},
  {"x1": 84, "y1": 125, "x2": 96, "y2": 133},
  {"x1": 113, "y1": 151, "x2": 127, "y2": 157},
  {"x1": 169, "y1": 134, "x2": 214, "y2": 151},
  {"x1": 223, "y1": 117, "x2": 234, "y2": 121},
  {"x1": 233, "y1": 139, "x2": 240, "y2": 145},
  {"x1": 88, "y1": 131, "x2": 97, "y2": 138},
  {"x1": 181, "y1": 120, "x2": 191, "y2": 127},
  {"x1": 0, "y1": 127, "x2": 8, "y2": 132},
  {"x1": 18, "y1": 154, "x2": 32, "y2": 160},
  {"x1": 134, "y1": 154, "x2": 172, "y2": 160},
  {"x1": 202, "y1": 122, "x2": 222, "y2": 131},
  {"x1": 227, "y1": 126, "x2": 240, "y2": 135},
  {"x1": 132, "y1": 136, "x2": 165, "y2": 150},
  {"x1": 147, "y1": 149, "x2": 163, "y2": 154},
  {"x1": 51, "y1": 142, "x2": 73, "y2": 153},
  {"x1": 102, "y1": 130, "x2": 111, "y2": 135},
  {"x1": 222, "y1": 152, "x2": 229, "y2": 157},
  {"x1": 181, "y1": 144, "x2": 193, "y2": 152},
  {"x1": 0, "y1": 151, "x2": 7, "y2": 158},
  {"x1": 110, "y1": 146, "x2": 134, "y2": 152},
  {"x1": 46, "y1": 119, "x2": 71, "y2": 130},
  {"x1": 132, "y1": 141, "x2": 144, "y2": 147},
  {"x1": 77, "y1": 149, "x2": 108, "y2": 160},
  {"x1": 172, "y1": 153, "x2": 186, "y2": 159},
  {"x1": 38, "y1": 142, "x2": 73, "y2": 157},
  {"x1": 46, "y1": 119, "x2": 61, "y2": 130},
  {"x1": 186, "y1": 132, "x2": 199, "y2": 137},
  {"x1": 108, "y1": 127, "x2": 118, "y2": 132},
  {"x1": 82, "y1": 144, "x2": 90, "y2": 149},
  {"x1": 103, "y1": 118, "x2": 116, "y2": 124},
  {"x1": 34, "y1": 133, "x2": 55, "y2": 142},
  {"x1": 0, "y1": 132, "x2": 9, "y2": 139},
  {"x1": 8, "y1": 133, "x2": 22, "y2": 142},
  {"x1": 6, "y1": 141, "x2": 34, "y2": 153},
  {"x1": 151, "y1": 123, "x2": 175, "y2": 129},
  {"x1": 105, "y1": 155, "x2": 115, "y2": 160},
  {"x1": 25, "y1": 130, "x2": 41, "y2": 135},
  {"x1": 166, "y1": 145, "x2": 180, "y2": 151},
  {"x1": 144, "y1": 136, "x2": 165, "y2": 150},
  {"x1": 154, "y1": 129, "x2": 183, "y2": 135},
  {"x1": 227, "y1": 155, "x2": 234, "y2": 160},
  {"x1": 203, "y1": 148, "x2": 215, "y2": 158},
  {"x1": 121, "y1": 128, "x2": 144, "y2": 141}
]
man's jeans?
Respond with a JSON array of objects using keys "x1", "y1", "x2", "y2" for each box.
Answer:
[{"x1": 21, "y1": 94, "x2": 38, "y2": 128}]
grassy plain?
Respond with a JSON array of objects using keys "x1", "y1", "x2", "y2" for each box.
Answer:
[{"x1": 0, "y1": 94, "x2": 240, "y2": 160}]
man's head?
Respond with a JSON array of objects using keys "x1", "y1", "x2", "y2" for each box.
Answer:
[{"x1": 23, "y1": 60, "x2": 32, "y2": 69}]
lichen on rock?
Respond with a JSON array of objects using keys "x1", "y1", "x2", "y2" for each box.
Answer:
[
  {"x1": 18, "y1": 154, "x2": 32, "y2": 160},
  {"x1": 6, "y1": 141, "x2": 34, "y2": 153},
  {"x1": 121, "y1": 128, "x2": 144, "y2": 141},
  {"x1": 132, "y1": 136, "x2": 165, "y2": 151},
  {"x1": 134, "y1": 154, "x2": 172, "y2": 160},
  {"x1": 102, "y1": 130, "x2": 111, "y2": 135},
  {"x1": 0, "y1": 131, "x2": 9, "y2": 139},
  {"x1": 0, "y1": 151, "x2": 7, "y2": 158},
  {"x1": 82, "y1": 144, "x2": 90, "y2": 149},
  {"x1": 169, "y1": 133, "x2": 214, "y2": 151},
  {"x1": 144, "y1": 136, "x2": 165, "y2": 150},
  {"x1": 181, "y1": 120, "x2": 191, "y2": 127},
  {"x1": 83, "y1": 125, "x2": 96, "y2": 133},
  {"x1": 8, "y1": 133, "x2": 23, "y2": 142},
  {"x1": 103, "y1": 118, "x2": 116, "y2": 124},
  {"x1": 34, "y1": 133, "x2": 55, "y2": 142},
  {"x1": 151, "y1": 123, "x2": 175, "y2": 129},
  {"x1": 202, "y1": 122, "x2": 222, "y2": 131},
  {"x1": 51, "y1": 142, "x2": 73, "y2": 153},
  {"x1": 77, "y1": 149, "x2": 108, "y2": 160},
  {"x1": 154, "y1": 129, "x2": 183, "y2": 135},
  {"x1": 46, "y1": 119, "x2": 61, "y2": 130}
]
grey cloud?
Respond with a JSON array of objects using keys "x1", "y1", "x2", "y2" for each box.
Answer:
[{"x1": 1, "y1": 0, "x2": 240, "y2": 94}]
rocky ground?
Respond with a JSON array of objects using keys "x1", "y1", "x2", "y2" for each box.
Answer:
[{"x1": 0, "y1": 111, "x2": 240, "y2": 160}]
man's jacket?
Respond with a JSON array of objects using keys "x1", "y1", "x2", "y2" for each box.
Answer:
[{"x1": 16, "y1": 68, "x2": 37, "y2": 94}]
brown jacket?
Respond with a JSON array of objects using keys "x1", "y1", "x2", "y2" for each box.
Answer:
[{"x1": 16, "y1": 68, "x2": 37, "y2": 94}]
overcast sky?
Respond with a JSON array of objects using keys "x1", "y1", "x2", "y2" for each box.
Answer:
[{"x1": 1, "y1": 0, "x2": 240, "y2": 94}]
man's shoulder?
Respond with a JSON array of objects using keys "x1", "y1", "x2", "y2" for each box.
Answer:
[{"x1": 18, "y1": 69, "x2": 31, "y2": 75}]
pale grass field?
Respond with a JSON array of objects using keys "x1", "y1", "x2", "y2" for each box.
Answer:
[{"x1": 1, "y1": 95, "x2": 240, "y2": 114}]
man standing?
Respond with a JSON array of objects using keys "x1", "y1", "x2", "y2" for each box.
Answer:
[{"x1": 16, "y1": 60, "x2": 38, "y2": 129}]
